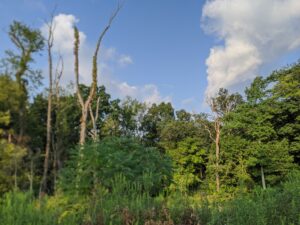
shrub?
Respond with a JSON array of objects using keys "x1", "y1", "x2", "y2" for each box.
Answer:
[{"x1": 59, "y1": 137, "x2": 172, "y2": 196}]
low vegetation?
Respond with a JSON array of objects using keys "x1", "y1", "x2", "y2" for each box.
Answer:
[{"x1": 1, "y1": 171, "x2": 299, "y2": 225}]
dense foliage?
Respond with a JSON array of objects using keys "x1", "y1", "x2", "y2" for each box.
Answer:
[{"x1": 60, "y1": 137, "x2": 172, "y2": 195}]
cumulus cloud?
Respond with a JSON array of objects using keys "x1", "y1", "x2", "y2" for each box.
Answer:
[
  {"x1": 110, "y1": 82, "x2": 171, "y2": 104},
  {"x1": 41, "y1": 14, "x2": 168, "y2": 104},
  {"x1": 141, "y1": 84, "x2": 171, "y2": 104},
  {"x1": 41, "y1": 14, "x2": 86, "y2": 54},
  {"x1": 202, "y1": 0, "x2": 300, "y2": 96}
]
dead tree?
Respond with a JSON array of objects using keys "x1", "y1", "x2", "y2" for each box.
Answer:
[
  {"x1": 208, "y1": 99, "x2": 221, "y2": 193},
  {"x1": 201, "y1": 88, "x2": 242, "y2": 193},
  {"x1": 52, "y1": 55, "x2": 63, "y2": 192},
  {"x1": 197, "y1": 111, "x2": 220, "y2": 193},
  {"x1": 74, "y1": 4, "x2": 122, "y2": 145},
  {"x1": 40, "y1": 12, "x2": 56, "y2": 195}
]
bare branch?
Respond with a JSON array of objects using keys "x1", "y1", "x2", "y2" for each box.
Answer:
[
  {"x1": 10, "y1": 34, "x2": 25, "y2": 53},
  {"x1": 86, "y1": 2, "x2": 123, "y2": 109},
  {"x1": 89, "y1": 104, "x2": 95, "y2": 129},
  {"x1": 197, "y1": 118, "x2": 216, "y2": 143}
]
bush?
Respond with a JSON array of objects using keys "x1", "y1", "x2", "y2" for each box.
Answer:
[{"x1": 60, "y1": 137, "x2": 172, "y2": 196}]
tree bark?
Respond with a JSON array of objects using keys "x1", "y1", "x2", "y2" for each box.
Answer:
[
  {"x1": 52, "y1": 55, "x2": 63, "y2": 193},
  {"x1": 215, "y1": 119, "x2": 220, "y2": 192},
  {"x1": 29, "y1": 158, "x2": 33, "y2": 193},
  {"x1": 79, "y1": 109, "x2": 88, "y2": 145},
  {"x1": 89, "y1": 96, "x2": 100, "y2": 141},
  {"x1": 14, "y1": 153, "x2": 18, "y2": 189},
  {"x1": 261, "y1": 165, "x2": 266, "y2": 190}
]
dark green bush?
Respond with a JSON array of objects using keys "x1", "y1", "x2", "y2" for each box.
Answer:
[{"x1": 59, "y1": 137, "x2": 172, "y2": 196}]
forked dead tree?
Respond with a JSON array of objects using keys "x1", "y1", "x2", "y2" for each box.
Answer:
[{"x1": 74, "y1": 3, "x2": 122, "y2": 145}]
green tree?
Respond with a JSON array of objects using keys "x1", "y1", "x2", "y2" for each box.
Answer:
[
  {"x1": 160, "y1": 112, "x2": 210, "y2": 192},
  {"x1": 141, "y1": 102, "x2": 175, "y2": 147},
  {"x1": 0, "y1": 75, "x2": 21, "y2": 139},
  {"x1": 222, "y1": 63, "x2": 299, "y2": 191},
  {"x1": 268, "y1": 63, "x2": 300, "y2": 165},
  {"x1": 0, "y1": 140, "x2": 27, "y2": 193},
  {"x1": 119, "y1": 97, "x2": 146, "y2": 137},
  {"x1": 4, "y1": 21, "x2": 44, "y2": 144},
  {"x1": 167, "y1": 137, "x2": 207, "y2": 192}
]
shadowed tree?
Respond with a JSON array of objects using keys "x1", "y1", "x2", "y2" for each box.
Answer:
[{"x1": 7, "y1": 21, "x2": 44, "y2": 145}]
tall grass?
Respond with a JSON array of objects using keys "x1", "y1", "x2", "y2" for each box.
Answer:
[
  {"x1": 0, "y1": 172, "x2": 299, "y2": 225},
  {"x1": 0, "y1": 192, "x2": 56, "y2": 225}
]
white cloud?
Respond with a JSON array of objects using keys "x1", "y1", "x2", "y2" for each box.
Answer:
[
  {"x1": 141, "y1": 84, "x2": 171, "y2": 104},
  {"x1": 110, "y1": 82, "x2": 171, "y2": 104},
  {"x1": 41, "y1": 14, "x2": 168, "y2": 104},
  {"x1": 118, "y1": 55, "x2": 133, "y2": 66},
  {"x1": 202, "y1": 0, "x2": 300, "y2": 97},
  {"x1": 101, "y1": 48, "x2": 133, "y2": 66},
  {"x1": 41, "y1": 14, "x2": 86, "y2": 54}
]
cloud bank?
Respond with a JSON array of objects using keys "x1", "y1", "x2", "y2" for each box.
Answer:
[
  {"x1": 202, "y1": 0, "x2": 300, "y2": 96},
  {"x1": 41, "y1": 14, "x2": 170, "y2": 104}
]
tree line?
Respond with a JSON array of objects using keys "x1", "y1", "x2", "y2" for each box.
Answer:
[{"x1": 0, "y1": 16, "x2": 299, "y2": 199}]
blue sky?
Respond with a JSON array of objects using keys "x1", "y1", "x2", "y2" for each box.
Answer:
[{"x1": 1, "y1": 0, "x2": 300, "y2": 112}]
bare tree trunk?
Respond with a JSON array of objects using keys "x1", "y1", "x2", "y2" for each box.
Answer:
[
  {"x1": 261, "y1": 165, "x2": 266, "y2": 190},
  {"x1": 215, "y1": 120, "x2": 220, "y2": 192},
  {"x1": 40, "y1": 15, "x2": 55, "y2": 196},
  {"x1": 52, "y1": 55, "x2": 63, "y2": 193},
  {"x1": 14, "y1": 155, "x2": 18, "y2": 189},
  {"x1": 79, "y1": 109, "x2": 88, "y2": 145},
  {"x1": 29, "y1": 158, "x2": 33, "y2": 193},
  {"x1": 89, "y1": 96, "x2": 100, "y2": 141}
]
